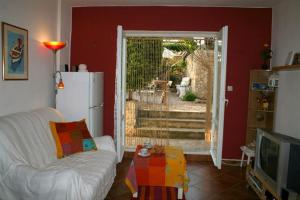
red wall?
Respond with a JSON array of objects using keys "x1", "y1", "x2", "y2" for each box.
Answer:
[{"x1": 71, "y1": 6, "x2": 272, "y2": 159}]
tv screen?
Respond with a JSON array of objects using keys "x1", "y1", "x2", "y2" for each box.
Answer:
[
  {"x1": 287, "y1": 144, "x2": 300, "y2": 194},
  {"x1": 260, "y1": 136, "x2": 280, "y2": 181}
]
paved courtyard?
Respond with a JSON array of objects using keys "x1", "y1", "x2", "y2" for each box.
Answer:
[{"x1": 130, "y1": 90, "x2": 206, "y2": 111}]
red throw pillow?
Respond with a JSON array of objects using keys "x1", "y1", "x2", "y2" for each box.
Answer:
[{"x1": 49, "y1": 119, "x2": 97, "y2": 158}]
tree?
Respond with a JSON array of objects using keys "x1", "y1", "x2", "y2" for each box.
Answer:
[
  {"x1": 163, "y1": 39, "x2": 198, "y2": 85},
  {"x1": 163, "y1": 39, "x2": 198, "y2": 60},
  {"x1": 126, "y1": 38, "x2": 163, "y2": 99}
]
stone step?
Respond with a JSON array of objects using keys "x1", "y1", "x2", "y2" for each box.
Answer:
[
  {"x1": 138, "y1": 109, "x2": 206, "y2": 119},
  {"x1": 135, "y1": 127, "x2": 205, "y2": 140},
  {"x1": 138, "y1": 118, "x2": 206, "y2": 129}
]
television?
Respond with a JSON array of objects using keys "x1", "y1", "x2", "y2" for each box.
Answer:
[{"x1": 255, "y1": 129, "x2": 300, "y2": 199}]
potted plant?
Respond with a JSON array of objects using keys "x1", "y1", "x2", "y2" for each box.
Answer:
[{"x1": 261, "y1": 44, "x2": 273, "y2": 70}]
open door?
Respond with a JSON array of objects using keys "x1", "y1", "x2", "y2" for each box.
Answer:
[
  {"x1": 115, "y1": 25, "x2": 126, "y2": 162},
  {"x1": 210, "y1": 26, "x2": 228, "y2": 169}
]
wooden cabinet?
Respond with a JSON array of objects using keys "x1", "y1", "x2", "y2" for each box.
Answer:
[
  {"x1": 246, "y1": 70, "x2": 275, "y2": 145},
  {"x1": 246, "y1": 164, "x2": 281, "y2": 200}
]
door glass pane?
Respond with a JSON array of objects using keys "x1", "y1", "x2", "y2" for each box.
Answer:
[{"x1": 211, "y1": 40, "x2": 222, "y2": 157}]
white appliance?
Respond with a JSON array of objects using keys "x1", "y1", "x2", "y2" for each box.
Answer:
[{"x1": 56, "y1": 72, "x2": 104, "y2": 137}]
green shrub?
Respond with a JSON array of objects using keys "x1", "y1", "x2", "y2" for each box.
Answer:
[{"x1": 182, "y1": 91, "x2": 197, "y2": 101}]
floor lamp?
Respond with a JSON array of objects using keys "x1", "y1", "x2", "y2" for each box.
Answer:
[{"x1": 43, "y1": 41, "x2": 66, "y2": 106}]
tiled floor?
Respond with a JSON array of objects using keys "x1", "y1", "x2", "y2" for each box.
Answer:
[{"x1": 105, "y1": 157, "x2": 258, "y2": 200}]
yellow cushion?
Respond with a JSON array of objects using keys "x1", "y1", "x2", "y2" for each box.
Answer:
[{"x1": 49, "y1": 121, "x2": 64, "y2": 158}]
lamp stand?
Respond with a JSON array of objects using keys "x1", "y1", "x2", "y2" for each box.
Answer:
[
  {"x1": 52, "y1": 50, "x2": 58, "y2": 94},
  {"x1": 43, "y1": 41, "x2": 66, "y2": 108},
  {"x1": 52, "y1": 50, "x2": 59, "y2": 108}
]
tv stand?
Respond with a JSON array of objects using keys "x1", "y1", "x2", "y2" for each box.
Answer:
[{"x1": 246, "y1": 165, "x2": 280, "y2": 200}]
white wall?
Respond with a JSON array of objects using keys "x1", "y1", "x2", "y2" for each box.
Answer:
[
  {"x1": 272, "y1": 0, "x2": 300, "y2": 139},
  {"x1": 0, "y1": 0, "x2": 58, "y2": 116},
  {"x1": 272, "y1": 0, "x2": 300, "y2": 66},
  {"x1": 274, "y1": 71, "x2": 300, "y2": 139},
  {"x1": 59, "y1": 0, "x2": 72, "y2": 70}
]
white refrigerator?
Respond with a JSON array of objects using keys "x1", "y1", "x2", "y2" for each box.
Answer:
[{"x1": 56, "y1": 72, "x2": 104, "y2": 137}]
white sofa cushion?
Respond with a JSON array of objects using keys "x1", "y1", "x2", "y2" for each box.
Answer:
[
  {"x1": 44, "y1": 150, "x2": 116, "y2": 200},
  {"x1": 1, "y1": 150, "x2": 116, "y2": 200},
  {"x1": 94, "y1": 136, "x2": 116, "y2": 153}
]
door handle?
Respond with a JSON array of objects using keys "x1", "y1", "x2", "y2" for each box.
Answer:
[{"x1": 225, "y1": 99, "x2": 229, "y2": 107}]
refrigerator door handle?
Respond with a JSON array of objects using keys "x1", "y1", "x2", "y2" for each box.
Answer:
[
  {"x1": 89, "y1": 104, "x2": 103, "y2": 109},
  {"x1": 89, "y1": 106, "x2": 103, "y2": 137},
  {"x1": 93, "y1": 106, "x2": 103, "y2": 110}
]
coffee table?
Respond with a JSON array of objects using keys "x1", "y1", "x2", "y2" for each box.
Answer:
[{"x1": 125, "y1": 145, "x2": 188, "y2": 199}]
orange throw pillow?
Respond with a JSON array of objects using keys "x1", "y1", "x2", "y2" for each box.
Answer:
[{"x1": 49, "y1": 119, "x2": 97, "y2": 158}]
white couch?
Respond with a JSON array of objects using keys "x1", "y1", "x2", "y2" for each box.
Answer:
[{"x1": 0, "y1": 108, "x2": 117, "y2": 200}]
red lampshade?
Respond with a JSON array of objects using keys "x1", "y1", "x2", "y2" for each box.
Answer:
[{"x1": 43, "y1": 41, "x2": 66, "y2": 51}]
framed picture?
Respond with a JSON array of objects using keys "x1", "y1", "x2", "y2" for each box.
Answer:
[
  {"x1": 285, "y1": 51, "x2": 294, "y2": 65},
  {"x1": 2, "y1": 22, "x2": 28, "y2": 80},
  {"x1": 292, "y1": 52, "x2": 300, "y2": 65}
]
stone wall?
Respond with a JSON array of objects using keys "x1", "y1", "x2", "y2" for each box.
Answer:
[{"x1": 186, "y1": 50, "x2": 214, "y2": 99}]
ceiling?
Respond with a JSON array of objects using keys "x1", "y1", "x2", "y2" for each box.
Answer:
[{"x1": 65, "y1": 0, "x2": 281, "y2": 8}]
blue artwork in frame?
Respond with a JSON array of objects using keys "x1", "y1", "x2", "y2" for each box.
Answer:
[{"x1": 2, "y1": 22, "x2": 28, "y2": 80}]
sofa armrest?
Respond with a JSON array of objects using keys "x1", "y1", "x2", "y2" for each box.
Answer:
[{"x1": 94, "y1": 136, "x2": 116, "y2": 153}]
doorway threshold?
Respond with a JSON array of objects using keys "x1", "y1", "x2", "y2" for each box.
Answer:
[
  {"x1": 125, "y1": 147, "x2": 210, "y2": 155},
  {"x1": 124, "y1": 148, "x2": 212, "y2": 162}
]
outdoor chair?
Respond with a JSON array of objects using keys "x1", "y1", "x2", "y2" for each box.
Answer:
[
  {"x1": 139, "y1": 80, "x2": 157, "y2": 102},
  {"x1": 176, "y1": 77, "x2": 191, "y2": 98},
  {"x1": 145, "y1": 80, "x2": 157, "y2": 95}
]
